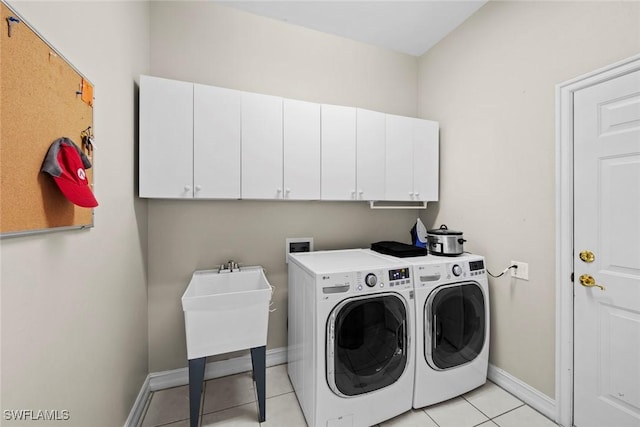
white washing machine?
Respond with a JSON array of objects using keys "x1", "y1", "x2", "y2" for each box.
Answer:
[
  {"x1": 374, "y1": 251, "x2": 490, "y2": 408},
  {"x1": 287, "y1": 249, "x2": 415, "y2": 427}
]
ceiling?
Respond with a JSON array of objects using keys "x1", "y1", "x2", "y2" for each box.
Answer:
[{"x1": 217, "y1": 1, "x2": 488, "y2": 57}]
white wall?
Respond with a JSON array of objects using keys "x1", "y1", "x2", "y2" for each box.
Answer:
[
  {"x1": 418, "y1": 1, "x2": 640, "y2": 398},
  {"x1": 0, "y1": 1, "x2": 149, "y2": 425},
  {"x1": 147, "y1": 2, "x2": 421, "y2": 372}
]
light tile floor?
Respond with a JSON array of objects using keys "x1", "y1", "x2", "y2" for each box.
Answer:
[{"x1": 139, "y1": 364, "x2": 559, "y2": 427}]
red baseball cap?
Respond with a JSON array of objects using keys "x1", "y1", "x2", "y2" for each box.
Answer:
[{"x1": 41, "y1": 137, "x2": 98, "y2": 208}]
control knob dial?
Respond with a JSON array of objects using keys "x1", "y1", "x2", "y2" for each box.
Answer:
[
  {"x1": 365, "y1": 273, "x2": 377, "y2": 287},
  {"x1": 452, "y1": 264, "x2": 463, "y2": 277}
]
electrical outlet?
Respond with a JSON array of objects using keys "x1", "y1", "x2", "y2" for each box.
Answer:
[{"x1": 511, "y1": 261, "x2": 529, "y2": 280}]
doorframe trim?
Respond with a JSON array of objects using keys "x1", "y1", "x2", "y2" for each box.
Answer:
[{"x1": 555, "y1": 53, "x2": 640, "y2": 427}]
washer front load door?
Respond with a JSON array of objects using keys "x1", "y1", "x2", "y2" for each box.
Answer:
[
  {"x1": 425, "y1": 282, "x2": 486, "y2": 370},
  {"x1": 327, "y1": 293, "x2": 408, "y2": 397}
]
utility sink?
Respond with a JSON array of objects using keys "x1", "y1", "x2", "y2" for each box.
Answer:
[{"x1": 181, "y1": 266, "x2": 272, "y2": 360}]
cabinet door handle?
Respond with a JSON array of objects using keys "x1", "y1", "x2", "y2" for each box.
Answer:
[
  {"x1": 358, "y1": 190, "x2": 364, "y2": 199},
  {"x1": 195, "y1": 185, "x2": 202, "y2": 192},
  {"x1": 414, "y1": 192, "x2": 420, "y2": 199},
  {"x1": 184, "y1": 185, "x2": 192, "y2": 192}
]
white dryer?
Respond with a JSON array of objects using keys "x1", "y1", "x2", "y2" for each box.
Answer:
[
  {"x1": 287, "y1": 249, "x2": 415, "y2": 427},
  {"x1": 378, "y1": 252, "x2": 490, "y2": 408}
]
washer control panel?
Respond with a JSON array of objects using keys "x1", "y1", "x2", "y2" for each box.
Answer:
[
  {"x1": 354, "y1": 267, "x2": 412, "y2": 292},
  {"x1": 319, "y1": 267, "x2": 414, "y2": 296}
]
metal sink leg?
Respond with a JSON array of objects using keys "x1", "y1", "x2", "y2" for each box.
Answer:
[
  {"x1": 188, "y1": 357, "x2": 206, "y2": 427},
  {"x1": 250, "y1": 346, "x2": 266, "y2": 422}
]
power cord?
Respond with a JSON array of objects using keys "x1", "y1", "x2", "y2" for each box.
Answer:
[{"x1": 487, "y1": 264, "x2": 518, "y2": 278}]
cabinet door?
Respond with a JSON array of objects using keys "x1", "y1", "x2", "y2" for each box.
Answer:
[
  {"x1": 413, "y1": 119, "x2": 439, "y2": 202},
  {"x1": 385, "y1": 114, "x2": 414, "y2": 201},
  {"x1": 321, "y1": 105, "x2": 357, "y2": 200},
  {"x1": 139, "y1": 75, "x2": 193, "y2": 198},
  {"x1": 193, "y1": 84, "x2": 241, "y2": 199},
  {"x1": 241, "y1": 92, "x2": 283, "y2": 199},
  {"x1": 284, "y1": 99, "x2": 320, "y2": 200},
  {"x1": 356, "y1": 109, "x2": 385, "y2": 200}
]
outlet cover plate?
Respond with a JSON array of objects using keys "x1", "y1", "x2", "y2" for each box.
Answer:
[
  {"x1": 286, "y1": 237, "x2": 314, "y2": 263},
  {"x1": 511, "y1": 261, "x2": 529, "y2": 280}
]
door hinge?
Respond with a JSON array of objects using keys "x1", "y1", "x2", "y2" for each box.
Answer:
[{"x1": 570, "y1": 272, "x2": 574, "y2": 282}]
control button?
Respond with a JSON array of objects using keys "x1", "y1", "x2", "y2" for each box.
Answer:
[
  {"x1": 380, "y1": 283, "x2": 384, "y2": 288},
  {"x1": 357, "y1": 285, "x2": 363, "y2": 291},
  {"x1": 452, "y1": 264, "x2": 463, "y2": 277},
  {"x1": 365, "y1": 273, "x2": 377, "y2": 287}
]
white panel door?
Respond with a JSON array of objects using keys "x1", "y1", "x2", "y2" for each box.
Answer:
[
  {"x1": 385, "y1": 114, "x2": 414, "y2": 201},
  {"x1": 193, "y1": 84, "x2": 241, "y2": 199},
  {"x1": 574, "y1": 69, "x2": 640, "y2": 427},
  {"x1": 284, "y1": 99, "x2": 320, "y2": 200},
  {"x1": 241, "y1": 92, "x2": 283, "y2": 199},
  {"x1": 356, "y1": 108, "x2": 385, "y2": 201},
  {"x1": 321, "y1": 104, "x2": 357, "y2": 200},
  {"x1": 413, "y1": 119, "x2": 439, "y2": 202},
  {"x1": 139, "y1": 75, "x2": 193, "y2": 198}
]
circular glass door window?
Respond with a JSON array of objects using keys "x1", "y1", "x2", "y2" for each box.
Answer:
[
  {"x1": 426, "y1": 282, "x2": 485, "y2": 370},
  {"x1": 327, "y1": 294, "x2": 408, "y2": 396}
]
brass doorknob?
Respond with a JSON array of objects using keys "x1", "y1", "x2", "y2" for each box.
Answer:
[
  {"x1": 579, "y1": 250, "x2": 595, "y2": 263},
  {"x1": 579, "y1": 274, "x2": 605, "y2": 291}
]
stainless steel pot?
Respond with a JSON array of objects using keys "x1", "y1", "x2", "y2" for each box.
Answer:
[{"x1": 427, "y1": 224, "x2": 466, "y2": 256}]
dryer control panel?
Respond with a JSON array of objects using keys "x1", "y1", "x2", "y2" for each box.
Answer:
[{"x1": 415, "y1": 258, "x2": 487, "y2": 288}]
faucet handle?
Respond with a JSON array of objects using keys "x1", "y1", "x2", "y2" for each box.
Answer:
[{"x1": 225, "y1": 260, "x2": 240, "y2": 272}]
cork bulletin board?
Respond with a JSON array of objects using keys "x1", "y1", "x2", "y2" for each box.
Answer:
[{"x1": 1, "y1": 2, "x2": 95, "y2": 237}]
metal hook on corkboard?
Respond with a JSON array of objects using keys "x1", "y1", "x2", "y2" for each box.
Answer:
[{"x1": 6, "y1": 16, "x2": 20, "y2": 37}]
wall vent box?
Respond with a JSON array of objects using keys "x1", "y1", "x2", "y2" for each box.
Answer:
[{"x1": 286, "y1": 237, "x2": 314, "y2": 263}]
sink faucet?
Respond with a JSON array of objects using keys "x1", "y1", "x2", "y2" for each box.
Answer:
[{"x1": 219, "y1": 260, "x2": 240, "y2": 273}]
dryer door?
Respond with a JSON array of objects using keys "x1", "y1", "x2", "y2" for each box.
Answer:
[
  {"x1": 327, "y1": 293, "x2": 408, "y2": 397},
  {"x1": 425, "y1": 282, "x2": 486, "y2": 370}
]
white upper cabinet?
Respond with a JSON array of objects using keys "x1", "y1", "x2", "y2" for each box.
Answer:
[
  {"x1": 193, "y1": 84, "x2": 241, "y2": 199},
  {"x1": 385, "y1": 114, "x2": 414, "y2": 201},
  {"x1": 139, "y1": 75, "x2": 439, "y2": 203},
  {"x1": 356, "y1": 109, "x2": 386, "y2": 201},
  {"x1": 385, "y1": 114, "x2": 439, "y2": 201},
  {"x1": 241, "y1": 92, "x2": 284, "y2": 199},
  {"x1": 139, "y1": 75, "x2": 194, "y2": 198},
  {"x1": 284, "y1": 99, "x2": 321, "y2": 200},
  {"x1": 412, "y1": 119, "x2": 439, "y2": 202},
  {"x1": 321, "y1": 104, "x2": 357, "y2": 200}
]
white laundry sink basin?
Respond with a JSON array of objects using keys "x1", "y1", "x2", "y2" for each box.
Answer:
[{"x1": 182, "y1": 266, "x2": 272, "y2": 359}]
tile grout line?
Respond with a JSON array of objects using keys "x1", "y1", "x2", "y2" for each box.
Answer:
[
  {"x1": 419, "y1": 407, "x2": 442, "y2": 427},
  {"x1": 487, "y1": 403, "x2": 526, "y2": 423},
  {"x1": 461, "y1": 393, "x2": 525, "y2": 422}
]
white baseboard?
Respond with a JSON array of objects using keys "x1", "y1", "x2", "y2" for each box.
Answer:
[
  {"x1": 126, "y1": 352, "x2": 557, "y2": 427},
  {"x1": 488, "y1": 364, "x2": 557, "y2": 423},
  {"x1": 124, "y1": 347, "x2": 287, "y2": 427},
  {"x1": 123, "y1": 374, "x2": 151, "y2": 427}
]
